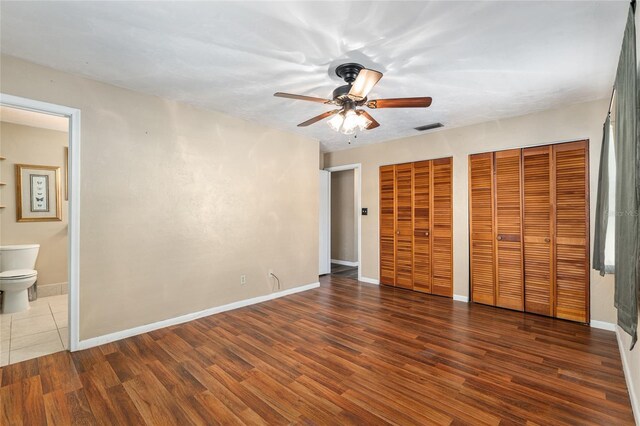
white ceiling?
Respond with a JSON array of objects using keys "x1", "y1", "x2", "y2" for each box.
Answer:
[
  {"x1": 0, "y1": 1, "x2": 629, "y2": 152},
  {"x1": 0, "y1": 105, "x2": 69, "y2": 132}
]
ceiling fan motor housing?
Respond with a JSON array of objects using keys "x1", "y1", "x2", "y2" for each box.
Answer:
[
  {"x1": 335, "y1": 63, "x2": 364, "y2": 84},
  {"x1": 333, "y1": 63, "x2": 369, "y2": 106},
  {"x1": 332, "y1": 85, "x2": 351, "y2": 100}
]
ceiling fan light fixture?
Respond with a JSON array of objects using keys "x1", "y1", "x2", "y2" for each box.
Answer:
[
  {"x1": 327, "y1": 112, "x2": 344, "y2": 132},
  {"x1": 356, "y1": 111, "x2": 372, "y2": 129},
  {"x1": 328, "y1": 109, "x2": 372, "y2": 135},
  {"x1": 341, "y1": 109, "x2": 360, "y2": 134}
]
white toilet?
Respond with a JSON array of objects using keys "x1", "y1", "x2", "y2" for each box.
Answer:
[{"x1": 0, "y1": 244, "x2": 40, "y2": 314}]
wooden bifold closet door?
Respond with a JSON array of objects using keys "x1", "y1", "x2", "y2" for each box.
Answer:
[
  {"x1": 431, "y1": 158, "x2": 453, "y2": 297},
  {"x1": 553, "y1": 141, "x2": 589, "y2": 322},
  {"x1": 379, "y1": 158, "x2": 453, "y2": 297},
  {"x1": 469, "y1": 153, "x2": 495, "y2": 305},
  {"x1": 469, "y1": 140, "x2": 589, "y2": 323},
  {"x1": 380, "y1": 165, "x2": 396, "y2": 285},
  {"x1": 522, "y1": 145, "x2": 554, "y2": 316},
  {"x1": 395, "y1": 163, "x2": 414, "y2": 289},
  {"x1": 412, "y1": 160, "x2": 432, "y2": 293},
  {"x1": 494, "y1": 149, "x2": 524, "y2": 310}
]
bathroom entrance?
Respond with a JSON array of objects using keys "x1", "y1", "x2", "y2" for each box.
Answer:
[{"x1": 0, "y1": 97, "x2": 79, "y2": 365}]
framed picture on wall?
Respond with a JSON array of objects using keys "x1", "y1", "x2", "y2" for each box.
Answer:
[{"x1": 15, "y1": 164, "x2": 62, "y2": 222}]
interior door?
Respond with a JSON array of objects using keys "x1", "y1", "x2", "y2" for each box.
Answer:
[
  {"x1": 412, "y1": 160, "x2": 431, "y2": 293},
  {"x1": 431, "y1": 158, "x2": 453, "y2": 297},
  {"x1": 395, "y1": 163, "x2": 414, "y2": 289},
  {"x1": 469, "y1": 153, "x2": 495, "y2": 305},
  {"x1": 522, "y1": 145, "x2": 554, "y2": 316},
  {"x1": 494, "y1": 149, "x2": 524, "y2": 311},
  {"x1": 379, "y1": 165, "x2": 396, "y2": 286},
  {"x1": 554, "y1": 141, "x2": 589, "y2": 322}
]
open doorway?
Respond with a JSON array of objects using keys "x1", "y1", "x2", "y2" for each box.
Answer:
[
  {"x1": 0, "y1": 106, "x2": 69, "y2": 365},
  {"x1": 0, "y1": 95, "x2": 80, "y2": 364},
  {"x1": 325, "y1": 164, "x2": 361, "y2": 281}
]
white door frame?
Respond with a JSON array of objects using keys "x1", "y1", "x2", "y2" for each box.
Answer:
[
  {"x1": 318, "y1": 170, "x2": 331, "y2": 275},
  {"x1": 0, "y1": 93, "x2": 81, "y2": 352},
  {"x1": 324, "y1": 163, "x2": 362, "y2": 281}
]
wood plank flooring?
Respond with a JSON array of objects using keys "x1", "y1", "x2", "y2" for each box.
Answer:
[
  {"x1": 0, "y1": 275, "x2": 634, "y2": 425},
  {"x1": 330, "y1": 263, "x2": 358, "y2": 279}
]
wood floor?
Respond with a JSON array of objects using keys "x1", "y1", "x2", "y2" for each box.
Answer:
[
  {"x1": 0, "y1": 275, "x2": 634, "y2": 425},
  {"x1": 330, "y1": 263, "x2": 358, "y2": 279}
]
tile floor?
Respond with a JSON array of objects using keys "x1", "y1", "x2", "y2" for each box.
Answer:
[{"x1": 0, "y1": 294, "x2": 68, "y2": 366}]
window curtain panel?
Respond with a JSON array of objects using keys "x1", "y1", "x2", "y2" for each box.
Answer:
[
  {"x1": 613, "y1": 6, "x2": 638, "y2": 349},
  {"x1": 593, "y1": 116, "x2": 611, "y2": 276}
]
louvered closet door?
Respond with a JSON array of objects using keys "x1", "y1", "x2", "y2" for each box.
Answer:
[
  {"x1": 522, "y1": 145, "x2": 554, "y2": 316},
  {"x1": 494, "y1": 149, "x2": 524, "y2": 311},
  {"x1": 469, "y1": 153, "x2": 495, "y2": 305},
  {"x1": 431, "y1": 158, "x2": 453, "y2": 297},
  {"x1": 554, "y1": 141, "x2": 589, "y2": 323},
  {"x1": 395, "y1": 163, "x2": 414, "y2": 289},
  {"x1": 379, "y1": 165, "x2": 396, "y2": 286},
  {"x1": 413, "y1": 160, "x2": 432, "y2": 293}
]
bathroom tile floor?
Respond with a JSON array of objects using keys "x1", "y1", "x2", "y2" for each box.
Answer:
[{"x1": 0, "y1": 294, "x2": 68, "y2": 366}]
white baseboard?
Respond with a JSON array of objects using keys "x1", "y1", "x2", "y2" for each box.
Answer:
[
  {"x1": 331, "y1": 259, "x2": 359, "y2": 267},
  {"x1": 615, "y1": 326, "x2": 639, "y2": 426},
  {"x1": 453, "y1": 294, "x2": 469, "y2": 303},
  {"x1": 590, "y1": 320, "x2": 617, "y2": 332},
  {"x1": 359, "y1": 276, "x2": 379, "y2": 285},
  {"x1": 75, "y1": 282, "x2": 320, "y2": 351}
]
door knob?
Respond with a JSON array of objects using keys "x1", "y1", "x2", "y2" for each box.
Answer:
[
  {"x1": 396, "y1": 230, "x2": 400, "y2": 235},
  {"x1": 425, "y1": 231, "x2": 429, "y2": 236},
  {"x1": 497, "y1": 235, "x2": 503, "y2": 241},
  {"x1": 544, "y1": 237, "x2": 550, "y2": 243}
]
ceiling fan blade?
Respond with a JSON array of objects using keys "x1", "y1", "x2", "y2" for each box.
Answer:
[
  {"x1": 274, "y1": 92, "x2": 332, "y2": 104},
  {"x1": 348, "y1": 69, "x2": 383, "y2": 101},
  {"x1": 358, "y1": 110, "x2": 380, "y2": 129},
  {"x1": 366, "y1": 97, "x2": 432, "y2": 109},
  {"x1": 297, "y1": 110, "x2": 340, "y2": 127}
]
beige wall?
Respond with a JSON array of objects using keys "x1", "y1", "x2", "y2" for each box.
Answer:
[
  {"x1": 331, "y1": 169, "x2": 357, "y2": 263},
  {"x1": 325, "y1": 98, "x2": 615, "y2": 324},
  {"x1": 0, "y1": 122, "x2": 68, "y2": 286},
  {"x1": 0, "y1": 55, "x2": 319, "y2": 341}
]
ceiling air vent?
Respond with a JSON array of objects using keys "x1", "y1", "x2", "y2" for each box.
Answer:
[{"x1": 414, "y1": 122, "x2": 444, "y2": 132}]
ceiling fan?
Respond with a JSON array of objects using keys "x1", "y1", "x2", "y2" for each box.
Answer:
[{"x1": 274, "y1": 63, "x2": 432, "y2": 135}]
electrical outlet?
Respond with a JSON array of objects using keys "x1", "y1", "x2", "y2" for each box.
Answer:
[{"x1": 240, "y1": 274, "x2": 246, "y2": 285}]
